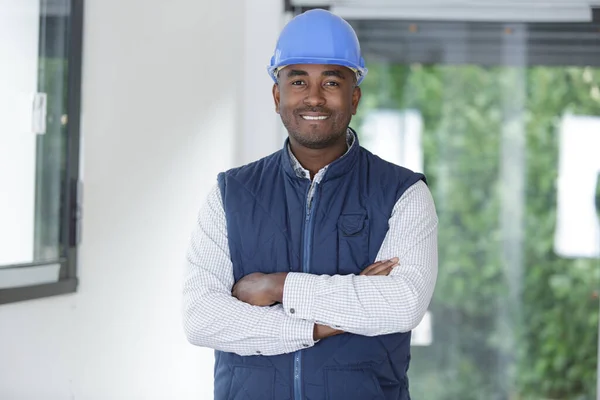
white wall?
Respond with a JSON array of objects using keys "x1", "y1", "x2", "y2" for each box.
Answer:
[
  {"x1": 0, "y1": 0, "x2": 283, "y2": 399},
  {"x1": 239, "y1": 1, "x2": 286, "y2": 164}
]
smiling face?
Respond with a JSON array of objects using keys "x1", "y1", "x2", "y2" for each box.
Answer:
[{"x1": 273, "y1": 64, "x2": 361, "y2": 150}]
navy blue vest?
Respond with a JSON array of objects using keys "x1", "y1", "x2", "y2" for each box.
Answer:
[{"x1": 215, "y1": 135, "x2": 425, "y2": 400}]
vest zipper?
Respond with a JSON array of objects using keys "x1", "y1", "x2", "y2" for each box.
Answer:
[{"x1": 293, "y1": 181, "x2": 319, "y2": 400}]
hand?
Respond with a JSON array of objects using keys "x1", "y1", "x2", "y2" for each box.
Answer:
[
  {"x1": 232, "y1": 272, "x2": 287, "y2": 306},
  {"x1": 313, "y1": 323, "x2": 344, "y2": 340},
  {"x1": 360, "y1": 257, "x2": 399, "y2": 276}
]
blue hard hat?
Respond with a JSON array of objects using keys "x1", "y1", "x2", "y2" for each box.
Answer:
[{"x1": 268, "y1": 9, "x2": 368, "y2": 85}]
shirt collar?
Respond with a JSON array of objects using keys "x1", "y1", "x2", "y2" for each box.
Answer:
[{"x1": 287, "y1": 129, "x2": 355, "y2": 182}]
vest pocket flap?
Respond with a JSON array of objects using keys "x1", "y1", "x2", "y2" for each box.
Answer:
[
  {"x1": 324, "y1": 367, "x2": 385, "y2": 400},
  {"x1": 338, "y1": 213, "x2": 367, "y2": 236}
]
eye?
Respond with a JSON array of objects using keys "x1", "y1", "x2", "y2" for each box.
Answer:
[
  {"x1": 324, "y1": 81, "x2": 340, "y2": 87},
  {"x1": 291, "y1": 80, "x2": 306, "y2": 86}
]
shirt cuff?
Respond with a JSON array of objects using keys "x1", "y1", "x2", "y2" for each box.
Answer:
[
  {"x1": 280, "y1": 316, "x2": 315, "y2": 353},
  {"x1": 282, "y1": 272, "x2": 318, "y2": 320}
]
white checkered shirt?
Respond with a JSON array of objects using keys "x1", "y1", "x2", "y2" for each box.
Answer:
[{"x1": 183, "y1": 132, "x2": 439, "y2": 356}]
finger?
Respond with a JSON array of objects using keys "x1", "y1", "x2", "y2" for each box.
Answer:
[
  {"x1": 369, "y1": 265, "x2": 396, "y2": 276},
  {"x1": 361, "y1": 261, "x2": 386, "y2": 275},
  {"x1": 376, "y1": 267, "x2": 394, "y2": 276},
  {"x1": 360, "y1": 257, "x2": 400, "y2": 275},
  {"x1": 360, "y1": 260, "x2": 386, "y2": 274},
  {"x1": 366, "y1": 258, "x2": 399, "y2": 275},
  {"x1": 363, "y1": 263, "x2": 391, "y2": 276}
]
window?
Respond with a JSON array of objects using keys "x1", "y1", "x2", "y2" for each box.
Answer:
[
  {"x1": 348, "y1": 19, "x2": 600, "y2": 400},
  {"x1": 0, "y1": 0, "x2": 84, "y2": 305}
]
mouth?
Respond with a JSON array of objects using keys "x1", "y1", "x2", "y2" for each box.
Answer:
[{"x1": 300, "y1": 114, "x2": 330, "y2": 121}]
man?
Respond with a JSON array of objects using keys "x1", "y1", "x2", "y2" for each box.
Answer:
[{"x1": 183, "y1": 8, "x2": 438, "y2": 400}]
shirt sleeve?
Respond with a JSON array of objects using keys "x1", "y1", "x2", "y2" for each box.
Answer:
[
  {"x1": 182, "y1": 183, "x2": 316, "y2": 356},
  {"x1": 281, "y1": 180, "x2": 438, "y2": 337}
]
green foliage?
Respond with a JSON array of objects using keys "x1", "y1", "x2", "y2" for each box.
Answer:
[{"x1": 354, "y1": 63, "x2": 600, "y2": 399}]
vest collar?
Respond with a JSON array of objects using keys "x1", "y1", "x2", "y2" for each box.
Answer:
[{"x1": 281, "y1": 127, "x2": 360, "y2": 182}]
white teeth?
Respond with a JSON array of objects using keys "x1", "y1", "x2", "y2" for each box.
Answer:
[{"x1": 302, "y1": 115, "x2": 328, "y2": 120}]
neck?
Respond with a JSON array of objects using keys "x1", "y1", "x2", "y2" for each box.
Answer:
[{"x1": 289, "y1": 133, "x2": 348, "y2": 179}]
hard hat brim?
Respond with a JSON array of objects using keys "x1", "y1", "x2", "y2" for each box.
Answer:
[{"x1": 267, "y1": 56, "x2": 367, "y2": 85}]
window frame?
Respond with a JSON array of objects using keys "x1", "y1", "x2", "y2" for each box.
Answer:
[{"x1": 0, "y1": 0, "x2": 84, "y2": 305}]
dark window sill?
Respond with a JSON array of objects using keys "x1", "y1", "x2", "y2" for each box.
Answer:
[{"x1": 0, "y1": 278, "x2": 78, "y2": 305}]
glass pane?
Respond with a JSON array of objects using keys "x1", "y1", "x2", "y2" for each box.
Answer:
[
  {"x1": 353, "y1": 26, "x2": 600, "y2": 400},
  {"x1": 0, "y1": 0, "x2": 70, "y2": 269},
  {"x1": 34, "y1": 0, "x2": 71, "y2": 262}
]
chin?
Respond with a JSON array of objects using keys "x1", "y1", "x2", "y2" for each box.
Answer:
[{"x1": 292, "y1": 131, "x2": 341, "y2": 149}]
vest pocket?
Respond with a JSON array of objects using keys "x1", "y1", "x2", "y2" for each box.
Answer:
[
  {"x1": 324, "y1": 366, "x2": 385, "y2": 400},
  {"x1": 337, "y1": 213, "x2": 370, "y2": 274},
  {"x1": 227, "y1": 366, "x2": 275, "y2": 400}
]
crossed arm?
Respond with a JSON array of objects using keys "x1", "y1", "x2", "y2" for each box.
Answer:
[
  {"x1": 182, "y1": 180, "x2": 438, "y2": 356},
  {"x1": 231, "y1": 258, "x2": 401, "y2": 341}
]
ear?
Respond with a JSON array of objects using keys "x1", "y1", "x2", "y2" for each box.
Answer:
[
  {"x1": 272, "y1": 83, "x2": 281, "y2": 114},
  {"x1": 351, "y1": 86, "x2": 362, "y2": 115}
]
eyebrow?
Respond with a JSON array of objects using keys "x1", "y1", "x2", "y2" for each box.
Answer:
[
  {"x1": 285, "y1": 69, "x2": 346, "y2": 79},
  {"x1": 286, "y1": 69, "x2": 309, "y2": 78},
  {"x1": 322, "y1": 70, "x2": 346, "y2": 80}
]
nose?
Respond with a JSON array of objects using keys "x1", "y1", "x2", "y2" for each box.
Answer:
[{"x1": 303, "y1": 83, "x2": 325, "y2": 108}]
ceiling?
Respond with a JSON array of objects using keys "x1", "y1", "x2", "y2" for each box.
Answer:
[{"x1": 289, "y1": 0, "x2": 599, "y2": 22}]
